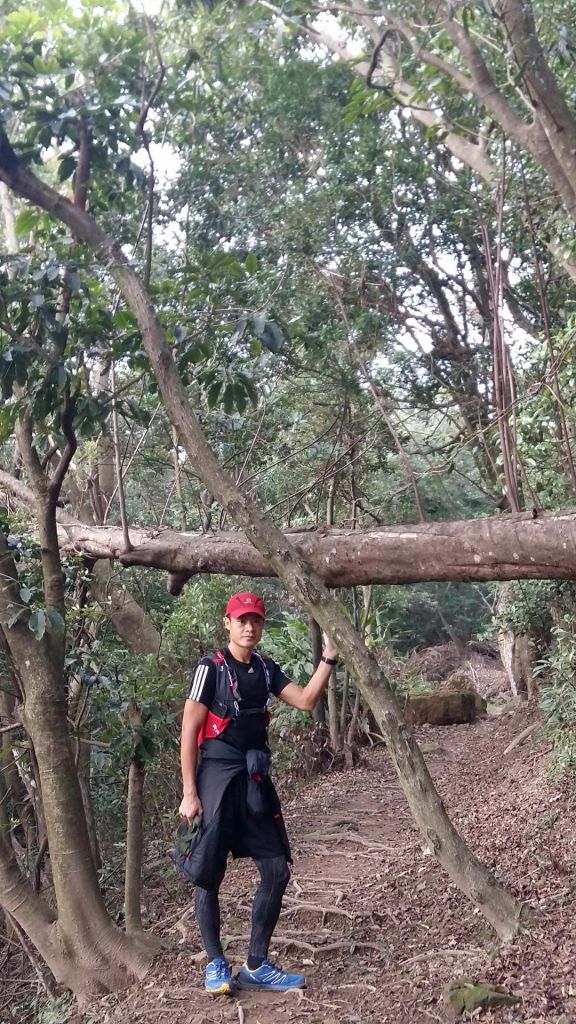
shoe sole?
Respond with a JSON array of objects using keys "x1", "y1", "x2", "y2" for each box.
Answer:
[
  {"x1": 235, "y1": 980, "x2": 305, "y2": 992},
  {"x1": 206, "y1": 982, "x2": 234, "y2": 996}
]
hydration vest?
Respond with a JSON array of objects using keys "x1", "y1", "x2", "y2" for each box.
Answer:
[{"x1": 197, "y1": 649, "x2": 272, "y2": 746}]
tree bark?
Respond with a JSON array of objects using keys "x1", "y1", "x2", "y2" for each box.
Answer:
[
  {"x1": 77, "y1": 738, "x2": 102, "y2": 871},
  {"x1": 0, "y1": 141, "x2": 529, "y2": 941},
  {"x1": 309, "y1": 618, "x2": 326, "y2": 725},
  {"x1": 3, "y1": 469, "x2": 576, "y2": 587},
  {"x1": 0, "y1": 522, "x2": 153, "y2": 997},
  {"x1": 91, "y1": 561, "x2": 163, "y2": 656},
  {"x1": 18, "y1": 650, "x2": 152, "y2": 993},
  {"x1": 498, "y1": 631, "x2": 534, "y2": 700},
  {"x1": 0, "y1": 713, "x2": 150, "y2": 998},
  {"x1": 124, "y1": 759, "x2": 146, "y2": 934},
  {"x1": 50, "y1": 510, "x2": 576, "y2": 587},
  {"x1": 327, "y1": 669, "x2": 341, "y2": 751},
  {"x1": 0, "y1": 680, "x2": 34, "y2": 851}
]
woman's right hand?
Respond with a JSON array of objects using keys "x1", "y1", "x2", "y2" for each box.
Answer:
[{"x1": 179, "y1": 793, "x2": 203, "y2": 822}]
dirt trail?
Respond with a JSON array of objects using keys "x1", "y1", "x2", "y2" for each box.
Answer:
[{"x1": 86, "y1": 708, "x2": 576, "y2": 1024}]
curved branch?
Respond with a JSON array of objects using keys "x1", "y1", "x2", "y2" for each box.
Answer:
[
  {"x1": 48, "y1": 395, "x2": 78, "y2": 505},
  {"x1": 73, "y1": 115, "x2": 92, "y2": 214}
]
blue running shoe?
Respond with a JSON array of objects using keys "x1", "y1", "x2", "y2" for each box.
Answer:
[
  {"x1": 236, "y1": 959, "x2": 305, "y2": 991},
  {"x1": 205, "y1": 957, "x2": 234, "y2": 995}
]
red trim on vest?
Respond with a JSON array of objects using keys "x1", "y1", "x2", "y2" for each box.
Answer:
[
  {"x1": 197, "y1": 710, "x2": 232, "y2": 746},
  {"x1": 197, "y1": 649, "x2": 270, "y2": 747}
]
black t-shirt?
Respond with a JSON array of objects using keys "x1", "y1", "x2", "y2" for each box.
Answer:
[{"x1": 187, "y1": 649, "x2": 290, "y2": 753}]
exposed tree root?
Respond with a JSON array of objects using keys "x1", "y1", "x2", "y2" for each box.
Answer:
[
  {"x1": 503, "y1": 721, "x2": 540, "y2": 755},
  {"x1": 219, "y1": 932, "x2": 388, "y2": 957},
  {"x1": 280, "y1": 897, "x2": 354, "y2": 920}
]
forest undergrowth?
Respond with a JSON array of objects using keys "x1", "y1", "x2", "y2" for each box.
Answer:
[{"x1": 9, "y1": 703, "x2": 570, "y2": 1024}]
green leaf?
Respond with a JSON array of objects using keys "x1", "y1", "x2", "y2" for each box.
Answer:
[
  {"x1": 15, "y1": 208, "x2": 38, "y2": 235},
  {"x1": 56, "y1": 364, "x2": 68, "y2": 392},
  {"x1": 28, "y1": 609, "x2": 46, "y2": 640},
  {"x1": 46, "y1": 609, "x2": 65, "y2": 635},
  {"x1": 19, "y1": 586, "x2": 32, "y2": 604},
  {"x1": 246, "y1": 252, "x2": 258, "y2": 274},
  {"x1": 134, "y1": 734, "x2": 156, "y2": 763},
  {"x1": 179, "y1": 342, "x2": 207, "y2": 367},
  {"x1": 58, "y1": 154, "x2": 76, "y2": 182},
  {"x1": 230, "y1": 318, "x2": 247, "y2": 345},
  {"x1": 222, "y1": 383, "x2": 236, "y2": 414},
  {"x1": 252, "y1": 318, "x2": 285, "y2": 354},
  {"x1": 63, "y1": 269, "x2": 81, "y2": 292},
  {"x1": 233, "y1": 382, "x2": 247, "y2": 414},
  {"x1": 241, "y1": 376, "x2": 259, "y2": 407},
  {"x1": 0, "y1": 403, "x2": 18, "y2": 443},
  {"x1": 206, "y1": 380, "x2": 223, "y2": 408},
  {"x1": 6, "y1": 607, "x2": 26, "y2": 627}
]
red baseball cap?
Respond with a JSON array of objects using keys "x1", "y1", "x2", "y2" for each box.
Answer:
[{"x1": 225, "y1": 592, "x2": 266, "y2": 620}]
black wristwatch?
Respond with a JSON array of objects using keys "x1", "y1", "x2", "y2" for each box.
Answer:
[{"x1": 321, "y1": 655, "x2": 338, "y2": 666}]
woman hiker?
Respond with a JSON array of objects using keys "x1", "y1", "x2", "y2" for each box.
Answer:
[{"x1": 175, "y1": 591, "x2": 338, "y2": 994}]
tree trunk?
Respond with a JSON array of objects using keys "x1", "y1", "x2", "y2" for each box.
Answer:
[
  {"x1": 0, "y1": 146, "x2": 528, "y2": 940},
  {"x1": 347, "y1": 687, "x2": 362, "y2": 746},
  {"x1": 498, "y1": 631, "x2": 534, "y2": 700},
  {"x1": 77, "y1": 738, "x2": 102, "y2": 871},
  {"x1": 0, "y1": 682, "x2": 35, "y2": 852},
  {"x1": 124, "y1": 760, "x2": 146, "y2": 934},
  {"x1": 0, "y1": 810, "x2": 149, "y2": 999},
  {"x1": 91, "y1": 561, "x2": 163, "y2": 656},
  {"x1": 45, "y1": 508, "x2": 576, "y2": 587},
  {"x1": 327, "y1": 670, "x2": 341, "y2": 751},
  {"x1": 19, "y1": 661, "x2": 152, "y2": 995},
  {"x1": 516, "y1": 636, "x2": 537, "y2": 699},
  {"x1": 339, "y1": 668, "x2": 350, "y2": 738},
  {"x1": 0, "y1": 529, "x2": 153, "y2": 998},
  {"x1": 309, "y1": 617, "x2": 326, "y2": 725}
]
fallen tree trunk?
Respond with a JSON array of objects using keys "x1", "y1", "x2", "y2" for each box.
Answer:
[
  {"x1": 57, "y1": 510, "x2": 576, "y2": 587},
  {"x1": 2, "y1": 464, "x2": 576, "y2": 591}
]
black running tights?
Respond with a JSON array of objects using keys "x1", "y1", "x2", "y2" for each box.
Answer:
[{"x1": 195, "y1": 855, "x2": 290, "y2": 960}]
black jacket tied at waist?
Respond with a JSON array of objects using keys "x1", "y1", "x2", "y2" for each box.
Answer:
[{"x1": 169, "y1": 746, "x2": 291, "y2": 889}]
